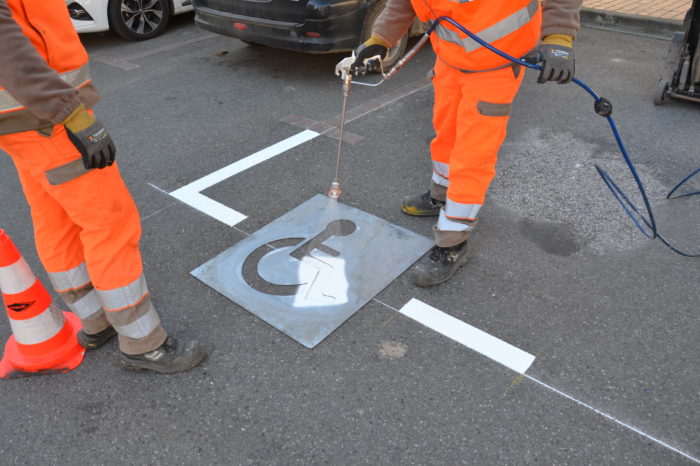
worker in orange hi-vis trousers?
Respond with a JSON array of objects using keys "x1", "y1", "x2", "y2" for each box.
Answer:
[
  {"x1": 338, "y1": 0, "x2": 582, "y2": 286},
  {"x1": 0, "y1": 0, "x2": 206, "y2": 373}
]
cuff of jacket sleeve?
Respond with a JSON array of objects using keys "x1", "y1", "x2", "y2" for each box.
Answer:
[
  {"x1": 542, "y1": 34, "x2": 574, "y2": 47},
  {"x1": 52, "y1": 94, "x2": 83, "y2": 125},
  {"x1": 541, "y1": 26, "x2": 579, "y2": 40}
]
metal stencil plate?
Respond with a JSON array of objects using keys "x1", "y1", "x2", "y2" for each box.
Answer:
[{"x1": 192, "y1": 194, "x2": 433, "y2": 348}]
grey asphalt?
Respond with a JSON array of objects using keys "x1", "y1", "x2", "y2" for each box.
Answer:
[{"x1": 1, "y1": 13, "x2": 699, "y2": 465}]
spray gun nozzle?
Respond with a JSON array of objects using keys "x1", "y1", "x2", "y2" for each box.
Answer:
[{"x1": 327, "y1": 180, "x2": 342, "y2": 199}]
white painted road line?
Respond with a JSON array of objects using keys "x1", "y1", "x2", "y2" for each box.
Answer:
[
  {"x1": 526, "y1": 375, "x2": 700, "y2": 464},
  {"x1": 169, "y1": 130, "x2": 319, "y2": 226},
  {"x1": 398, "y1": 298, "x2": 535, "y2": 374}
]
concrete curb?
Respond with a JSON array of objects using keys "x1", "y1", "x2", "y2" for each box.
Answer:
[{"x1": 581, "y1": 8, "x2": 684, "y2": 37}]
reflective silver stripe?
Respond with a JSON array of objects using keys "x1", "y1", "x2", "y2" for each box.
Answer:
[
  {"x1": 445, "y1": 198, "x2": 481, "y2": 220},
  {"x1": 434, "y1": 0, "x2": 539, "y2": 53},
  {"x1": 113, "y1": 304, "x2": 160, "y2": 339},
  {"x1": 69, "y1": 289, "x2": 102, "y2": 320},
  {"x1": 0, "y1": 257, "x2": 36, "y2": 294},
  {"x1": 48, "y1": 263, "x2": 91, "y2": 293},
  {"x1": 0, "y1": 63, "x2": 92, "y2": 112},
  {"x1": 10, "y1": 303, "x2": 65, "y2": 345},
  {"x1": 437, "y1": 209, "x2": 472, "y2": 232},
  {"x1": 432, "y1": 161, "x2": 450, "y2": 177},
  {"x1": 432, "y1": 172, "x2": 450, "y2": 187},
  {"x1": 96, "y1": 274, "x2": 149, "y2": 311}
]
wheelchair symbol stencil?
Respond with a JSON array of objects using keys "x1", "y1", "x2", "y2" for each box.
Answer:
[{"x1": 242, "y1": 219, "x2": 357, "y2": 307}]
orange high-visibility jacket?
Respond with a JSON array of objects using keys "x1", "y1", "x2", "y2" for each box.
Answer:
[
  {"x1": 411, "y1": 0, "x2": 542, "y2": 72},
  {"x1": 0, "y1": 0, "x2": 98, "y2": 134}
]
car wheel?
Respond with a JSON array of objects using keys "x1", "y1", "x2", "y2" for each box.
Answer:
[
  {"x1": 108, "y1": 0, "x2": 172, "y2": 41},
  {"x1": 361, "y1": 0, "x2": 408, "y2": 71}
]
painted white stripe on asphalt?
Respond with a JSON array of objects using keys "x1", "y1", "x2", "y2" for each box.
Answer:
[
  {"x1": 398, "y1": 298, "x2": 535, "y2": 374},
  {"x1": 169, "y1": 130, "x2": 319, "y2": 226}
]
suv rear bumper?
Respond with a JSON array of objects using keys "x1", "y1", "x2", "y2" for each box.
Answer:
[{"x1": 194, "y1": 5, "x2": 365, "y2": 53}]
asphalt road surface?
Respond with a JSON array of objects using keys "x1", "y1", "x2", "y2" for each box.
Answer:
[{"x1": 1, "y1": 13, "x2": 699, "y2": 465}]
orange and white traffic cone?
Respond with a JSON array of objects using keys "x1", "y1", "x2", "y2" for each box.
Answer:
[{"x1": 0, "y1": 230, "x2": 85, "y2": 379}]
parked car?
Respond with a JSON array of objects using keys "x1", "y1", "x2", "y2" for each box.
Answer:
[
  {"x1": 191, "y1": 0, "x2": 424, "y2": 68},
  {"x1": 67, "y1": 0, "x2": 194, "y2": 40}
]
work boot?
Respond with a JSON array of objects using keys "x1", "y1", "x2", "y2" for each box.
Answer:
[
  {"x1": 77, "y1": 326, "x2": 117, "y2": 350},
  {"x1": 401, "y1": 191, "x2": 445, "y2": 217},
  {"x1": 411, "y1": 240, "x2": 470, "y2": 287},
  {"x1": 118, "y1": 337, "x2": 207, "y2": 374}
]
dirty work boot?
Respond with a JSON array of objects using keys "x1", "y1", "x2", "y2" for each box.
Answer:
[
  {"x1": 118, "y1": 337, "x2": 207, "y2": 374},
  {"x1": 401, "y1": 191, "x2": 445, "y2": 217},
  {"x1": 411, "y1": 241, "x2": 470, "y2": 287},
  {"x1": 77, "y1": 326, "x2": 117, "y2": 350}
]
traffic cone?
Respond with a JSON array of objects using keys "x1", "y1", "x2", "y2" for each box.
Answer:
[{"x1": 0, "y1": 230, "x2": 85, "y2": 379}]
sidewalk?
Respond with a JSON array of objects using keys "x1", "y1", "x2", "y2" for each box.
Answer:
[
  {"x1": 584, "y1": 0, "x2": 691, "y2": 21},
  {"x1": 581, "y1": 0, "x2": 691, "y2": 36}
]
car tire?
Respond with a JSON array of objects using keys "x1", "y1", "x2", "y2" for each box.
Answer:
[
  {"x1": 108, "y1": 0, "x2": 172, "y2": 41},
  {"x1": 361, "y1": 0, "x2": 408, "y2": 71}
]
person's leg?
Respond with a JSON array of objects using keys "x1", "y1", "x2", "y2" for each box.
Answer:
[
  {"x1": 412, "y1": 64, "x2": 526, "y2": 286},
  {"x1": 438, "y1": 64, "x2": 525, "y2": 245},
  {"x1": 401, "y1": 59, "x2": 459, "y2": 216},
  {"x1": 2, "y1": 126, "x2": 205, "y2": 372},
  {"x1": 1, "y1": 131, "x2": 111, "y2": 339}
]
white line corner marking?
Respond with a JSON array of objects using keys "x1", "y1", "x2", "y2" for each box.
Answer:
[
  {"x1": 169, "y1": 130, "x2": 320, "y2": 226},
  {"x1": 398, "y1": 298, "x2": 535, "y2": 374}
]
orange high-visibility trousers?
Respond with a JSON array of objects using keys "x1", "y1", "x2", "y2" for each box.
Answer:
[
  {"x1": 429, "y1": 58, "x2": 526, "y2": 246},
  {"x1": 0, "y1": 125, "x2": 166, "y2": 354}
]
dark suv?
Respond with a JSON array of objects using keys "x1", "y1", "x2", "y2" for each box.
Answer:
[{"x1": 192, "y1": 0, "x2": 421, "y2": 67}]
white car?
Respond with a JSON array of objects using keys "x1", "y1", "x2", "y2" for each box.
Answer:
[{"x1": 67, "y1": 0, "x2": 194, "y2": 41}]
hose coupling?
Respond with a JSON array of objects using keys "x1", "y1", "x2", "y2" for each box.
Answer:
[{"x1": 594, "y1": 97, "x2": 613, "y2": 117}]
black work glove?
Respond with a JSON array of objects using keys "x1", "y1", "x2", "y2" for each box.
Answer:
[
  {"x1": 62, "y1": 104, "x2": 116, "y2": 169},
  {"x1": 351, "y1": 34, "x2": 390, "y2": 72},
  {"x1": 528, "y1": 35, "x2": 575, "y2": 84}
]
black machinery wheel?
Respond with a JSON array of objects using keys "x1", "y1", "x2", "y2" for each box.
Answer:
[{"x1": 653, "y1": 79, "x2": 670, "y2": 105}]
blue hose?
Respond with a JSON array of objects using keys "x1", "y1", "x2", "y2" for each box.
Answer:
[{"x1": 426, "y1": 16, "x2": 699, "y2": 257}]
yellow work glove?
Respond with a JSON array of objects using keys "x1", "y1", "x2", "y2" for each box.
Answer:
[
  {"x1": 351, "y1": 34, "x2": 392, "y2": 72},
  {"x1": 536, "y1": 34, "x2": 575, "y2": 84},
  {"x1": 62, "y1": 104, "x2": 116, "y2": 169}
]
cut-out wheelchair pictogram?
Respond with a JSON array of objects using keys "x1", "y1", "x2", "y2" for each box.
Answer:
[
  {"x1": 242, "y1": 219, "x2": 356, "y2": 305},
  {"x1": 192, "y1": 195, "x2": 433, "y2": 348}
]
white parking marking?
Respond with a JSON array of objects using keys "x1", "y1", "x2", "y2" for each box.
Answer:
[
  {"x1": 169, "y1": 130, "x2": 319, "y2": 226},
  {"x1": 398, "y1": 298, "x2": 535, "y2": 373}
]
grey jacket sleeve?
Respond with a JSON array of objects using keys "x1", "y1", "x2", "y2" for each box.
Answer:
[
  {"x1": 0, "y1": 0, "x2": 81, "y2": 123},
  {"x1": 541, "y1": 0, "x2": 583, "y2": 38},
  {"x1": 371, "y1": 0, "x2": 416, "y2": 47}
]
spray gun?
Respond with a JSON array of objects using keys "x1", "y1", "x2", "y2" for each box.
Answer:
[
  {"x1": 328, "y1": 53, "x2": 381, "y2": 199},
  {"x1": 328, "y1": 36, "x2": 432, "y2": 200}
]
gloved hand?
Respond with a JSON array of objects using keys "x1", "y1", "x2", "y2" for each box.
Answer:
[
  {"x1": 532, "y1": 34, "x2": 575, "y2": 84},
  {"x1": 62, "y1": 104, "x2": 116, "y2": 169},
  {"x1": 351, "y1": 34, "x2": 391, "y2": 72}
]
